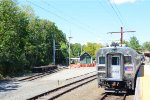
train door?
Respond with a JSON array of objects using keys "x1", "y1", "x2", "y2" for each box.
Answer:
[{"x1": 107, "y1": 54, "x2": 122, "y2": 80}]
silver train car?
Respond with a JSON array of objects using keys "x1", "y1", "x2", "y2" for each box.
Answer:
[{"x1": 96, "y1": 46, "x2": 142, "y2": 92}]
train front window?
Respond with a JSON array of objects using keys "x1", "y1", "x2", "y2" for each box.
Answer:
[
  {"x1": 124, "y1": 56, "x2": 132, "y2": 65},
  {"x1": 99, "y1": 57, "x2": 105, "y2": 64},
  {"x1": 112, "y1": 57, "x2": 120, "y2": 65}
]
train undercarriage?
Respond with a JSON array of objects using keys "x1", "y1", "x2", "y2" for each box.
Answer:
[{"x1": 98, "y1": 79, "x2": 135, "y2": 93}]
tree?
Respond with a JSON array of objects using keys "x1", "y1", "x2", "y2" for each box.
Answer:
[
  {"x1": 70, "y1": 43, "x2": 82, "y2": 58},
  {"x1": 0, "y1": 0, "x2": 29, "y2": 75},
  {"x1": 26, "y1": 18, "x2": 67, "y2": 66},
  {"x1": 122, "y1": 40, "x2": 129, "y2": 46},
  {"x1": 0, "y1": 0, "x2": 68, "y2": 76},
  {"x1": 82, "y1": 42, "x2": 103, "y2": 59},
  {"x1": 143, "y1": 41, "x2": 150, "y2": 51},
  {"x1": 128, "y1": 36, "x2": 141, "y2": 50}
]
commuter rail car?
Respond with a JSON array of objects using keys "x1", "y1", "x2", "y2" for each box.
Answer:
[{"x1": 96, "y1": 46, "x2": 143, "y2": 92}]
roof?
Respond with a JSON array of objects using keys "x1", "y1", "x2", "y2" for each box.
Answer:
[{"x1": 80, "y1": 52, "x2": 91, "y2": 57}]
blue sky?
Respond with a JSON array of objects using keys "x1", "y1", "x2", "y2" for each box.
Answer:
[{"x1": 18, "y1": 0, "x2": 150, "y2": 45}]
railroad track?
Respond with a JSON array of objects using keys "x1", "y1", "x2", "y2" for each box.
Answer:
[
  {"x1": 18, "y1": 69, "x2": 60, "y2": 82},
  {"x1": 27, "y1": 74, "x2": 97, "y2": 100},
  {"x1": 100, "y1": 92, "x2": 127, "y2": 100},
  {"x1": 18, "y1": 69, "x2": 96, "y2": 82}
]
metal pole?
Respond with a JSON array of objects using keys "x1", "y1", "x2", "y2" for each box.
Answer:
[
  {"x1": 121, "y1": 27, "x2": 123, "y2": 47},
  {"x1": 53, "y1": 36, "x2": 55, "y2": 65},
  {"x1": 69, "y1": 37, "x2": 72, "y2": 66},
  {"x1": 107, "y1": 27, "x2": 135, "y2": 47},
  {"x1": 80, "y1": 44, "x2": 82, "y2": 56}
]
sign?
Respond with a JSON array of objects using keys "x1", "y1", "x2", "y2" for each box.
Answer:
[{"x1": 111, "y1": 65, "x2": 121, "y2": 79}]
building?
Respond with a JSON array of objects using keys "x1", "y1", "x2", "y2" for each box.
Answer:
[{"x1": 80, "y1": 52, "x2": 92, "y2": 64}]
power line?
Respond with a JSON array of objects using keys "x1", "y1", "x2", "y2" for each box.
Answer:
[
  {"x1": 106, "y1": 0, "x2": 126, "y2": 28},
  {"x1": 97, "y1": 0, "x2": 121, "y2": 25},
  {"x1": 26, "y1": 0, "x2": 96, "y2": 36},
  {"x1": 41, "y1": 0, "x2": 92, "y2": 30},
  {"x1": 26, "y1": 0, "x2": 70, "y2": 23},
  {"x1": 111, "y1": 0, "x2": 130, "y2": 30}
]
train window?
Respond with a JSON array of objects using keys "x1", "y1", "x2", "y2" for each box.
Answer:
[
  {"x1": 112, "y1": 57, "x2": 120, "y2": 65},
  {"x1": 124, "y1": 56, "x2": 132, "y2": 65},
  {"x1": 99, "y1": 56, "x2": 105, "y2": 64}
]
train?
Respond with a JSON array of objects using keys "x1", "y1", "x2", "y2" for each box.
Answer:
[{"x1": 96, "y1": 46, "x2": 143, "y2": 92}]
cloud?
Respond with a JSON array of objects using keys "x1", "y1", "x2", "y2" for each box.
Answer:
[{"x1": 111, "y1": 0, "x2": 137, "y2": 4}]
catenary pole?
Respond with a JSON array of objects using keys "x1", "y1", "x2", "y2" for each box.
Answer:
[
  {"x1": 53, "y1": 34, "x2": 55, "y2": 65},
  {"x1": 69, "y1": 36, "x2": 72, "y2": 66},
  {"x1": 107, "y1": 27, "x2": 136, "y2": 47}
]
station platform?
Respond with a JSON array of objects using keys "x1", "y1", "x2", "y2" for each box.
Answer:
[{"x1": 134, "y1": 64, "x2": 150, "y2": 100}]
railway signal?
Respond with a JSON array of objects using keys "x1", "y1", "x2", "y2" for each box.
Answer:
[{"x1": 107, "y1": 27, "x2": 136, "y2": 47}]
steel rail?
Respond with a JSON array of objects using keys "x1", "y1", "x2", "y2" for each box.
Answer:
[
  {"x1": 100, "y1": 92, "x2": 127, "y2": 100},
  {"x1": 18, "y1": 70, "x2": 58, "y2": 82},
  {"x1": 27, "y1": 74, "x2": 96, "y2": 100}
]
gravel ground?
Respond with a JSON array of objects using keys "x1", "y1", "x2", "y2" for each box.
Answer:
[
  {"x1": 56, "y1": 79, "x2": 104, "y2": 100},
  {"x1": 0, "y1": 67, "x2": 96, "y2": 100},
  {"x1": 0, "y1": 67, "x2": 135, "y2": 100},
  {"x1": 56, "y1": 80, "x2": 134, "y2": 100}
]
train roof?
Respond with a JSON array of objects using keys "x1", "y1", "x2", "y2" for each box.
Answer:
[
  {"x1": 99, "y1": 46, "x2": 135, "y2": 50},
  {"x1": 96, "y1": 46, "x2": 139, "y2": 56},
  {"x1": 101, "y1": 46, "x2": 134, "y2": 50}
]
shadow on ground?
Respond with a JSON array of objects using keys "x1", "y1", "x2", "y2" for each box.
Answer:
[{"x1": 0, "y1": 80, "x2": 20, "y2": 92}]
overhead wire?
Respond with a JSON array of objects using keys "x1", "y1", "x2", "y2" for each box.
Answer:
[
  {"x1": 97, "y1": 0, "x2": 123, "y2": 43},
  {"x1": 41, "y1": 0, "x2": 92, "y2": 30},
  {"x1": 112, "y1": 0, "x2": 135, "y2": 39},
  {"x1": 26, "y1": 0, "x2": 97, "y2": 37},
  {"x1": 97, "y1": 0, "x2": 121, "y2": 26},
  {"x1": 106, "y1": 0, "x2": 126, "y2": 28},
  {"x1": 106, "y1": 0, "x2": 136, "y2": 42},
  {"x1": 111, "y1": 0, "x2": 131, "y2": 30},
  {"x1": 97, "y1": 0, "x2": 134, "y2": 43},
  {"x1": 26, "y1": 0, "x2": 70, "y2": 24}
]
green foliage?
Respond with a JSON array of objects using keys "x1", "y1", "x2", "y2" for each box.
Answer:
[
  {"x1": 128, "y1": 36, "x2": 141, "y2": 50},
  {"x1": 143, "y1": 41, "x2": 150, "y2": 51},
  {"x1": 0, "y1": 0, "x2": 29, "y2": 75},
  {"x1": 25, "y1": 18, "x2": 67, "y2": 66},
  {"x1": 123, "y1": 40, "x2": 129, "y2": 46},
  {"x1": 83, "y1": 42, "x2": 103, "y2": 59},
  {"x1": 0, "y1": 0, "x2": 68, "y2": 76},
  {"x1": 70, "y1": 43, "x2": 82, "y2": 58}
]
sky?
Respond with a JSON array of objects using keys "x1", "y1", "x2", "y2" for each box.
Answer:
[{"x1": 17, "y1": 0, "x2": 150, "y2": 45}]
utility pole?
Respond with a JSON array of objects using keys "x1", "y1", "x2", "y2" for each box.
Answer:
[
  {"x1": 53, "y1": 34, "x2": 55, "y2": 65},
  {"x1": 107, "y1": 27, "x2": 136, "y2": 47},
  {"x1": 121, "y1": 27, "x2": 123, "y2": 46},
  {"x1": 80, "y1": 44, "x2": 82, "y2": 56},
  {"x1": 68, "y1": 36, "x2": 72, "y2": 66}
]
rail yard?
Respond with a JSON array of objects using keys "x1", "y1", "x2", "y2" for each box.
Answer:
[
  {"x1": 0, "y1": 59, "x2": 150, "y2": 100},
  {"x1": 0, "y1": 62, "x2": 149, "y2": 100},
  {"x1": 1, "y1": 0, "x2": 150, "y2": 100},
  {"x1": 0, "y1": 47, "x2": 150, "y2": 100}
]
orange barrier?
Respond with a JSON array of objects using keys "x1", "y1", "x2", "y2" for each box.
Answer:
[
  {"x1": 70, "y1": 64, "x2": 80, "y2": 68},
  {"x1": 80, "y1": 63, "x2": 96, "y2": 67},
  {"x1": 70, "y1": 63, "x2": 96, "y2": 68}
]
